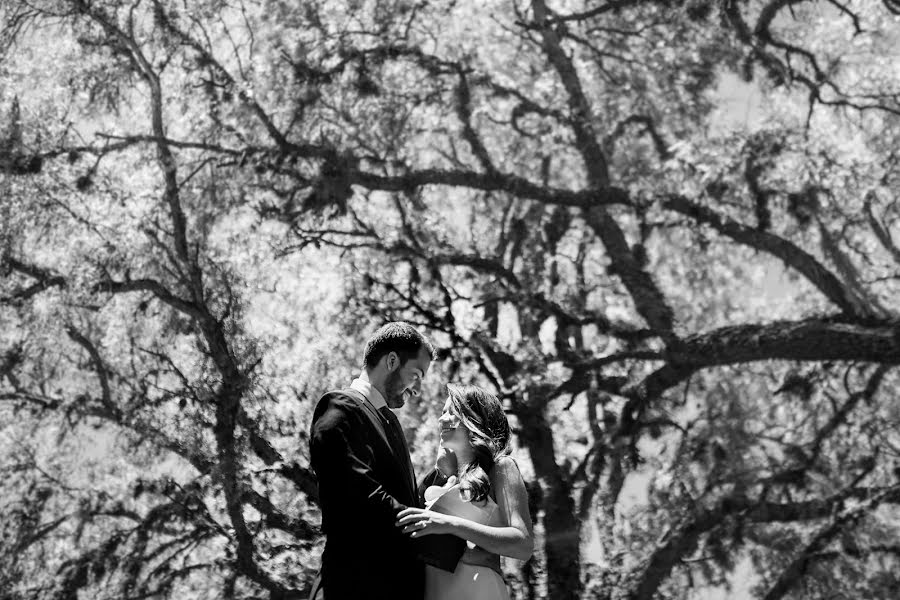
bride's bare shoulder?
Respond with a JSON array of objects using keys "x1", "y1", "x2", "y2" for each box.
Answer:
[{"x1": 490, "y1": 456, "x2": 523, "y2": 484}]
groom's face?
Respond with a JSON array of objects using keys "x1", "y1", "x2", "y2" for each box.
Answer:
[{"x1": 384, "y1": 347, "x2": 431, "y2": 409}]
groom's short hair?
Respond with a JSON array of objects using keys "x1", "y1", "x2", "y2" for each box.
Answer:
[{"x1": 364, "y1": 322, "x2": 435, "y2": 369}]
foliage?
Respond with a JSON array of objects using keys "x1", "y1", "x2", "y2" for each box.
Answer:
[{"x1": 1, "y1": 1, "x2": 900, "y2": 599}]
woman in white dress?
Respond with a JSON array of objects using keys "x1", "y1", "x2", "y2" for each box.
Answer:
[{"x1": 396, "y1": 384, "x2": 534, "y2": 600}]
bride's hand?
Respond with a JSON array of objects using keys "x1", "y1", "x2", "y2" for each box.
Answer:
[{"x1": 396, "y1": 507, "x2": 459, "y2": 537}]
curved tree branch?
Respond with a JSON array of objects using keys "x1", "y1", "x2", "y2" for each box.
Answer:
[{"x1": 663, "y1": 194, "x2": 878, "y2": 319}]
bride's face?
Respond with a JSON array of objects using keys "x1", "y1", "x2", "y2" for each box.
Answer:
[{"x1": 438, "y1": 398, "x2": 472, "y2": 460}]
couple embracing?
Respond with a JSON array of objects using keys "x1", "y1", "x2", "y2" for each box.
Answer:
[{"x1": 308, "y1": 322, "x2": 533, "y2": 600}]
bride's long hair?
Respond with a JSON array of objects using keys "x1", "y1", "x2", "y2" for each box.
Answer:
[{"x1": 446, "y1": 384, "x2": 511, "y2": 503}]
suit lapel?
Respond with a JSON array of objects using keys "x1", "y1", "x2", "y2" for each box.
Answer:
[
  {"x1": 342, "y1": 388, "x2": 417, "y2": 501},
  {"x1": 385, "y1": 409, "x2": 418, "y2": 500},
  {"x1": 343, "y1": 388, "x2": 389, "y2": 441}
]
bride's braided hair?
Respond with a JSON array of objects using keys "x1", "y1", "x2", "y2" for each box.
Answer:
[{"x1": 446, "y1": 384, "x2": 511, "y2": 503}]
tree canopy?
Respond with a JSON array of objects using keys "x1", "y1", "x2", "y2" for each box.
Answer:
[{"x1": 2, "y1": 1, "x2": 900, "y2": 599}]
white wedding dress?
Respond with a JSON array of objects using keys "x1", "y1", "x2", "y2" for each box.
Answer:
[{"x1": 423, "y1": 484, "x2": 510, "y2": 600}]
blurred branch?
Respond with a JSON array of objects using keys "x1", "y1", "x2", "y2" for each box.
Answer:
[
  {"x1": 663, "y1": 195, "x2": 878, "y2": 319},
  {"x1": 37, "y1": 133, "x2": 632, "y2": 211},
  {"x1": 724, "y1": 0, "x2": 900, "y2": 118},
  {"x1": 354, "y1": 168, "x2": 630, "y2": 207},
  {"x1": 624, "y1": 478, "x2": 900, "y2": 600},
  {"x1": 238, "y1": 408, "x2": 320, "y2": 504},
  {"x1": 811, "y1": 543, "x2": 900, "y2": 561},
  {"x1": 760, "y1": 484, "x2": 900, "y2": 600},
  {"x1": 64, "y1": 3, "x2": 293, "y2": 595},
  {"x1": 532, "y1": 0, "x2": 675, "y2": 343},
  {"x1": 65, "y1": 326, "x2": 114, "y2": 412},
  {"x1": 606, "y1": 115, "x2": 672, "y2": 160},
  {"x1": 2, "y1": 257, "x2": 66, "y2": 304},
  {"x1": 454, "y1": 68, "x2": 497, "y2": 174},
  {"x1": 547, "y1": 0, "x2": 652, "y2": 23},
  {"x1": 806, "y1": 365, "x2": 889, "y2": 466},
  {"x1": 816, "y1": 218, "x2": 893, "y2": 318},
  {"x1": 241, "y1": 489, "x2": 319, "y2": 539},
  {"x1": 4, "y1": 255, "x2": 205, "y2": 319},
  {"x1": 648, "y1": 316, "x2": 898, "y2": 385},
  {"x1": 615, "y1": 316, "x2": 900, "y2": 471},
  {"x1": 150, "y1": 0, "x2": 291, "y2": 153},
  {"x1": 864, "y1": 191, "x2": 900, "y2": 266},
  {"x1": 575, "y1": 390, "x2": 608, "y2": 521}
]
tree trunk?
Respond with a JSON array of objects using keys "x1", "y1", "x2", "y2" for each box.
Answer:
[{"x1": 516, "y1": 388, "x2": 583, "y2": 600}]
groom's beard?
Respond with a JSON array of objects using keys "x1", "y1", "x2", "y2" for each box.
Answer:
[{"x1": 384, "y1": 370, "x2": 407, "y2": 408}]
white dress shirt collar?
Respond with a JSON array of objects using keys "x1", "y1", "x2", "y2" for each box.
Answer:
[{"x1": 350, "y1": 376, "x2": 388, "y2": 410}]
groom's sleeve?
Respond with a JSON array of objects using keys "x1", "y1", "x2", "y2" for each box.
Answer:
[
  {"x1": 309, "y1": 395, "x2": 408, "y2": 523},
  {"x1": 416, "y1": 467, "x2": 446, "y2": 502}
]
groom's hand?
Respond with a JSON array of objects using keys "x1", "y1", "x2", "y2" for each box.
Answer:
[{"x1": 435, "y1": 446, "x2": 457, "y2": 480}]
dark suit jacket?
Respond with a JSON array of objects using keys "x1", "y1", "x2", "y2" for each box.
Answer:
[{"x1": 309, "y1": 389, "x2": 464, "y2": 600}]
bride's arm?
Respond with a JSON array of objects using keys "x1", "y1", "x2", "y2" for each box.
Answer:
[
  {"x1": 397, "y1": 456, "x2": 534, "y2": 561},
  {"x1": 460, "y1": 456, "x2": 534, "y2": 560}
]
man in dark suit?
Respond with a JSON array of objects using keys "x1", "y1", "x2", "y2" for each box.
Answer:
[{"x1": 308, "y1": 322, "x2": 463, "y2": 600}]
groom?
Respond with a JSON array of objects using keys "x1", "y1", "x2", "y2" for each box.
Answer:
[{"x1": 308, "y1": 322, "x2": 464, "y2": 600}]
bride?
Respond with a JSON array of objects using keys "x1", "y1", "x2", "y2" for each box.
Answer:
[{"x1": 396, "y1": 384, "x2": 534, "y2": 600}]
